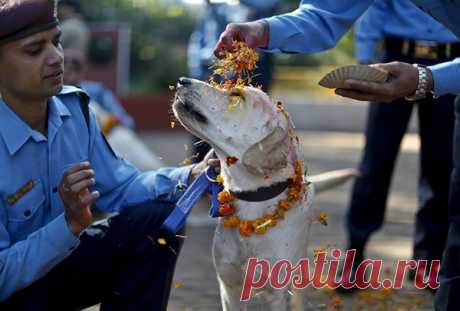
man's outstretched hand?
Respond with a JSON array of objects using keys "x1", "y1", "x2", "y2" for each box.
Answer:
[
  {"x1": 335, "y1": 62, "x2": 432, "y2": 102},
  {"x1": 189, "y1": 149, "x2": 220, "y2": 183},
  {"x1": 213, "y1": 21, "x2": 269, "y2": 58}
]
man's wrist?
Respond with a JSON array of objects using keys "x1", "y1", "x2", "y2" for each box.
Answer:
[
  {"x1": 405, "y1": 64, "x2": 431, "y2": 101},
  {"x1": 426, "y1": 67, "x2": 434, "y2": 94},
  {"x1": 65, "y1": 213, "x2": 85, "y2": 237},
  {"x1": 258, "y1": 20, "x2": 269, "y2": 49}
]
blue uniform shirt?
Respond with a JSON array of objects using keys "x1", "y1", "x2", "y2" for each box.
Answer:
[
  {"x1": 355, "y1": 0, "x2": 459, "y2": 63},
  {"x1": 0, "y1": 86, "x2": 192, "y2": 300},
  {"x1": 263, "y1": 0, "x2": 460, "y2": 96}
]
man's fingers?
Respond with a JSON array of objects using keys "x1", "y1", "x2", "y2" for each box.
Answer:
[
  {"x1": 371, "y1": 61, "x2": 402, "y2": 74},
  {"x1": 62, "y1": 162, "x2": 91, "y2": 181},
  {"x1": 214, "y1": 24, "x2": 245, "y2": 56},
  {"x1": 335, "y1": 88, "x2": 381, "y2": 102},
  {"x1": 67, "y1": 169, "x2": 95, "y2": 185},
  {"x1": 79, "y1": 191, "x2": 100, "y2": 205},
  {"x1": 207, "y1": 159, "x2": 220, "y2": 166},
  {"x1": 343, "y1": 79, "x2": 390, "y2": 95},
  {"x1": 70, "y1": 178, "x2": 96, "y2": 194}
]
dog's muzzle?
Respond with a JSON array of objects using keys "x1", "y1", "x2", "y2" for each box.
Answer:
[{"x1": 175, "y1": 96, "x2": 208, "y2": 124}]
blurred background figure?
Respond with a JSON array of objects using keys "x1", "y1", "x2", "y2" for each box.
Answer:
[
  {"x1": 64, "y1": 49, "x2": 135, "y2": 129},
  {"x1": 58, "y1": 0, "x2": 90, "y2": 54},
  {"x1": 344, "y1": 0, "x2": 459, "y2": 282},
  {"x1": 64, "y1": 48, "x2": 164, "y2": 171},
  {"x1": 187, "y1": 0, "x2": 279, "y2": 161}
]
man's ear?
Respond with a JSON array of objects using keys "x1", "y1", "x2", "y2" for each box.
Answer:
[{"x1": 242, "y1": 126, "x2": 291, "y2": 176}]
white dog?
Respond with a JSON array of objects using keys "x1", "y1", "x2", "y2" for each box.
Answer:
[{"x1": 173, "y1": 77, "x2": 354, "y2": 311}]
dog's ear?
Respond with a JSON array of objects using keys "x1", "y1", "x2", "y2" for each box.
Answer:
[{"x1": 242, "y1": 126, "x2": 291, "y2": 176}]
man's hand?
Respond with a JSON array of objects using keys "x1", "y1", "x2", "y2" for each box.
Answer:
[
  {"x1": 335, "y1": 62, "x2": 432, "y2": 102},
  {"x1": 189, "y1": 149, "x2": 220, "y2": 183},
  {"x1": 213, "y1": 21, "x2": 269, "y2": 58},
  {"x1": 59, "y1": 162, "x2": 100, "y2": 236}
]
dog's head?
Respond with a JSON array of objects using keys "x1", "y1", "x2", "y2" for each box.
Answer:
[{"x1": 173, "y1": 77, "x2": 297, "y2": 177}]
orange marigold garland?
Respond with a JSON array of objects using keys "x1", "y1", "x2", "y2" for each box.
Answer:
[{"x1": 218, "y1": 160, "x2": 308, "y2": 237}]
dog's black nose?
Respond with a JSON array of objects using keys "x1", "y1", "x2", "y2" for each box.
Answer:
[{"x1": 178, "y1": 77, "x2": 192, "y2": 86}]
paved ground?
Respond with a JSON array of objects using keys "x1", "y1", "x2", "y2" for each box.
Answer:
[{"x1": 86, "y1": 98, "x2": 435, "y2": 311}]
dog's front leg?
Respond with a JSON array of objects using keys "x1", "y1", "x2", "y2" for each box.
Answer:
[{"x1": 217, "y1": 275, "x2": 247, "y2": 311}]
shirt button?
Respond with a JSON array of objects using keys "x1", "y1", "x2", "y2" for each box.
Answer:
[{"x1": 24, "y1": 210, "x2": 31, "y2": 217}]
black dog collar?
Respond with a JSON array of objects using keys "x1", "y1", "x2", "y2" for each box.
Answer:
[{"x1": 229, "y1": 180, "x2": 290, "y2": 202}]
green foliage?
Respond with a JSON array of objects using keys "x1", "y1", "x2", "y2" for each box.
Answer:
[{"x1": 81, "y1": 0, "x2": 198, "y2": 93}]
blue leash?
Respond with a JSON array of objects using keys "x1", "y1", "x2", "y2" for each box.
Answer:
[{"x1": 161, "y1": 166, "x2": 223, "y2": 235}]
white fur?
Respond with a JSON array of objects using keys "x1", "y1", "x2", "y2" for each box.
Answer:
[{"x1": 173, "y1": 78, "x2": 316, "y2": 310}]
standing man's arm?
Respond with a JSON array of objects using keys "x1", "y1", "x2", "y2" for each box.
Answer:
[
  {"x1": 355, "y1": 1, "x2": 388, "y2": 64},
  {"x1": 214, "y1": 0, "x2": 373, "y2": 55},
  {"x1": 333, "y1": 58, "x2": 460, "y2": 101},
  {"x1": 428, "y1": 58, "x2": 460, "y2": 97}
]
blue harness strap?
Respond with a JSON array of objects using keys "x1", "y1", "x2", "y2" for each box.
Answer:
[{"x1": 160, "y1": 167, "x2": 223, "y2": 235}]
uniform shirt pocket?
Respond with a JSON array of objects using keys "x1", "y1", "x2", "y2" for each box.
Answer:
[{"x1": 6, "y1": 180, "x2": 45, "y2": 222}]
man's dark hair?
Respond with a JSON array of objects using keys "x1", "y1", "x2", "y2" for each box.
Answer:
[{"x1": 59, "y1": 0, "x2": 82, "y2": 13}]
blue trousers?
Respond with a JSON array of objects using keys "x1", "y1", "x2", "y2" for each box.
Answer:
[
  {"x1": 0, "y1": 200, "x2": 183, "y2": 311},
  {"x1": 436, "y1": 97, "x2": 460, "y2": 311},
  {"x1": 347, "y1": 53, "x2": 455, "y2": 262}
]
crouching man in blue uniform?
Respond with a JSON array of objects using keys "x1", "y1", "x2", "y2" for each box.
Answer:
[{"x1": 0, "y1": 1, "x2": 213, "y2": 310}]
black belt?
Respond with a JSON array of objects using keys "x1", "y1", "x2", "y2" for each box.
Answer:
[{"x1": 384, "y1": 36, "x2": 460, "y2": 61}]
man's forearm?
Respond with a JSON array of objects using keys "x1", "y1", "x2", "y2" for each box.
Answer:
[
  {"x1": 0, "y1": 214, "x2": 79, "y2": 300},
  {"x1": 263, "y1": 0, "x2": 373, "y2": 54},
  {"x1": 428, "y1": 58, "x2": 460, "y2": 96}
]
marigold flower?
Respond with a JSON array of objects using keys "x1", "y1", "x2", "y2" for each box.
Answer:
[
  {"x1": 157, "y1": 238, "x2": 167, "y2": 245},
  {"x1": 182, "y1": 157, "x2": 192, "y2": 165},
  {"x1": 287, "y1": 188, "x2": 301, "y2": 202},
  {"x1": 239, "y1": 220, "x2": 254, "y2": 237},
  {"x1": 217, "y1": 191, "x2": 233, "y2": 203},
  {"x1": 253, "y1": 219, "x2": 268, "y2": 235},
  {"x1": 264, "y1": 214, "x2": 277, "y2": 227},
  {"x1": 276, "y1": 208, "x2": 285, "y2": 220},
  {"x1": 226, "y1": 156, "x2": 239, "y2": 166},
  {"x1": 223, "y1": 215, "x2": 240, "y2": 228},
  {"x1": 169, "y1": 85, "x2": 176, "y2": 91},
  {"x1": 329, "y1": 296, "x2": 342, "y2": 310},
  {"x1": 316, "y1": 212, "x2": 328, "y2": 226},
  {"x1": 278, "y1": 199, "x2": 293, "y2": 211},
  {"x1": 219, "y1": 203, "x2": 235, "y2": 216},
  {"x1": 215, "y1": 175, "x2": 224, "y2": 185},
  {"x1": 210, "y1": 41, "x2": 259, "y2": 91}
]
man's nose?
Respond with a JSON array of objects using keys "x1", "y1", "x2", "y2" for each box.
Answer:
[{"x1": 46, "y1": 46, "x2": 64, "y2": 66}]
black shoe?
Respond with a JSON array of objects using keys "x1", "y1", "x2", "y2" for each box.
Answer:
[
  {"x1": 335, "y1": 255, "x2": 364, "y2": 295},
  {"x1": 407, "y1": 262, "x2": 438, "y2": 294}
]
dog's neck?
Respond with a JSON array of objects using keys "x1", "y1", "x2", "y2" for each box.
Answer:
[{"x1": 219, "y1": 159, "x2": 295, "y2": 193}]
